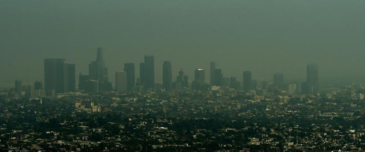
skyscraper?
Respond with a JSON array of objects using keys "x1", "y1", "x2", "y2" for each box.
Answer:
[
  {"x1": 67, "y1": 64, "x2": 76, "y2": 92},
  {"x1": 307, "y1": 64, "x2": 319, "y2": 93},
  {"x1": 44, "y1": 58, "x2": 68, "y2": 96},
  {"x1": 15, "y1": 80, "x2": 22, "y2": 96},
  {"x1": 230, "y1": 77, "x2": 241, "y2": 90},
  {"x1": 273, "y1": 73, "x2": 284, "y2": 89},
  {"x1": 210, "y1": 62, "x2": 216, "y2": 85},
  {"x1": 243, "y1": 71, "x2": 252, "y2": 91},
  {"x1": 34, "y1": 81, "x2": 43, "y2": 90},
  {"x1": 115, "y1": 71, "x2": 127, "y2": 93},
  {"x1": 163, "y1": 61, "x2": 172, "y2": 91},
  {"x1": 140, "y1": 55, "x2": 155, "y2": 90},
  {"x1": 214, "y1": 69, "x2": 223, "y2": 86},
  {"x1": 78, "y1": 74, "x2": 90, "y2": 91},
  {"x1": 173, "y1": 69, "x2": 188, "y2": 90},
  {"x1": 88, "y1": 47, "x2": 111, "y2": 91},
  {"x1": 195, "y1": 69, "x2": 205, "y2": 84},
  {"x1": 193, "y1": 68, "x2": 206, "y2": 90},
  {"x1": 124, "y1": 63, "x2": 135, "y2": 92}
]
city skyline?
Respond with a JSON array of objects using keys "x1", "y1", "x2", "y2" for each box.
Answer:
[
  {"x1": 2, "y1": 49, "x2": 330, "y2": 90},
  {"x1": 2, "y1": 1, "x2": 365, "y2": 88},
  {"x1": 11, "y1": 48, "x2": 322, "y2": 95}
]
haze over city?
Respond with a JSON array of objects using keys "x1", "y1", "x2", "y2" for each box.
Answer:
[{"x1": 1, "y1": 0, "x2": 365, "y2": 89}]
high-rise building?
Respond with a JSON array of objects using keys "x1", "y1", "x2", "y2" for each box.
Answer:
[
  {"x1": 88, "y1": 47, "x2": 111, "y2": 91},
  {"x1": 210, "y1": 62, "x2": 216, "y2": 85},
  {"x1": 15, "y1": 80, "x2": 22, "y2": 96},
  {"x1": 44, "y1": 58, "x2": 68, "y2": 96},
  {"x1": 273, "y1": 73, "x2": 284, "y2": 89},
  {"x1": 124, "y1": 63, "x2": 135, "y2": 92},
  {"x1": 78, "y1": 74, "x2": 90, "y2": 91},
  {"x1": 115, "y1": 71, "x2": 127, "y2": 93},
  {"x1": 307, "y1": 64, "x2": 319, "y2": 93},
  {"x1": 163, "y1": 61, "x2": 172, "y2": 91},
  {"x1": 24, "y1": 85, "x2": 33, "y2": 98},
  {"x1": 243, "y1": 71, "x2": 252, "y2": 91},
  {"x1": 34, "y1": 81, "x2": 43, "y2": 90},
  {"x1": 214, "y1": 69, "x2": 223, "y2": 86},
  {"x1": 96, "y1": 47, "x2": 108, "y2": 81},
  {"x1": 173, "y1": 69, "x2": 188, "y2": 90},
  {"x1": 193, "y1": 69, "x2": 206, "y2": 90},
  {"x1": 140, "y1": 56, "x2": 155, "y2": 90},
  {"x1": 67, "y1": 64, "x2": 76, "y2": 92},
  {"x1": 195, "y1": 69, "x2": 205, "y2": 84}
]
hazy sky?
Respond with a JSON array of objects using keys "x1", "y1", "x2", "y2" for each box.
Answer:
[{"x1": 1, "y1": 0, "x2": 365, "y2": 88}]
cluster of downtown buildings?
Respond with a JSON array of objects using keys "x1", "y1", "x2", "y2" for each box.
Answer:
[{"x1": 13, "y1": 48, "x2": 319, "y2": 98}]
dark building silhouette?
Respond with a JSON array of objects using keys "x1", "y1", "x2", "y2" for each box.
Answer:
[
  {"x1": 195, "y1": 69, "x2": 205, "y2": 84},
  {"x1": 88, "y1": 48, "x2": 111, "y2": 91},
  {"x1": 78, "y1": 74, "x2": 90, "y2": 91},
  {"x1": 163, "y1": 61, "x2": 172, "y2": 91},
  {"x1": 306, "y1": 64, "x2": 319, "y2": 93},
  {"x1": 214, "y1": 69, "x2": 223, "y2": 86},
  {"x1": 174, "y1": 69, "x2": 188, "y2": 90},
  {"x1": 273, "y1": 73, "x2": 284, "y2": 89},
  {"x1": 15, "y1": 80, "x2": 22, "y2": 96},
  {"x1": 34, "y1": 81, "x2": 43, "y2": 90},
  {"x1": 243, "y1": 71, "x2": 252, "y2": 91},
  {"x1": 229, "y1": 77, "x2": 241, "y2": 90},
  {"x1": 193, "y1": 69, "x2": 206, "y2": 90},
  {"x1": 124, "y1": 63, "x2": 135, "y2": 92},
  {"x1": 210, "y1": 62, "x2": 216, "y2": 85},
  {"x1": 44, "y1": 58, "x2": 69, "y2": 96},
  {"x1": 140, "y1": 56, "x2": 155, "y2": 90},
  {"x1": 67, "y1": 64, "x2": 76, "y2": 92}
]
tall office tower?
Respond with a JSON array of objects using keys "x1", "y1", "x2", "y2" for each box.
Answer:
[
  {"x1": 34, "y1": 81, "x2": 43, "y2": 90},
  {"x1": 243, "y1": 71, "x2": 252, "y2": 91},
  {"x1": 307, "y1": 64, "x2": 319, "y2": 93},
  {"x1": 88, "y1": 47, "x2": 111, "y2": 91},
  {"x1": 195, "y1": 69, "x2": 205, "y2": 84},
  {"x1": 88, "y1": 61, "x2": 100, "y2": 80},
  {"x1": 115, "y1": 71, "x2": 127, "y2": 93},
  {"x1": 24, "y1": 85, "x2": 33, "y2": 98},
  {"x1": 163, "y1": 61, "x2": 172, "y2": 91},
  {"x1": 174, "y1": 69, "x2": 188, "y2": 89},
  {"x1": 44, "y1": 58, "x2": 68, "y2": 96},
  {"x1": 144, "y1": 56, "x2": 155, "y2": 90},
  {"x1": 78, "y1": 74, "x2": 90, "y2": 91},
  {"x1": 67, "y1": 64, "x2": 76, "y2": 92},
  {"x1": 85, "y1": 80, "x2": 99, "y2": 93},
  {"x1": 193, "y1": 68, "x2": 206, "y2": 90},
  {"x1": 210, "y1": 62, "x2": 216, "y2": 85},
  {"x1": 124, "y1": 63, "x2": 135, "y2": 92},
  {"x1": 15, "y1": 80, "x2": 22, "y2": 96},
  {"x1": 273, "y1": 73, "x2": 284, "y2": 89},
  {"x1": 96, "y1": 47, "x2": 108, "y2": 81},
  {"x1": 214, "y1": 69, "x2": 223, "y2": 86}
]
